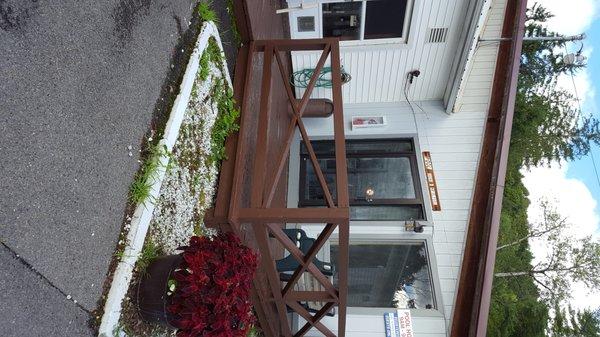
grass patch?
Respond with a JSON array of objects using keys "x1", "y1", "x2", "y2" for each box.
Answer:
[
  {"x1": 114, "y1": 249, "x2": 126, "y2": 262},
  {"x1": 197, "y1": 1, "x2": 218, "y2": 24},
  {"x1": 113, "y1": 322, "x2": 134, "y2": 337},
  {"x1": 136, "y1": 238, "x2": 160, "y2": 273},
  {"x1": 128, "y1": 143, "x2": 171, "y2": 204}
]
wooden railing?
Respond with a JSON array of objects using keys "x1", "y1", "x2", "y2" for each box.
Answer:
[{"x1": 227, "y1": 39, "x2": 350, "y2": 337}]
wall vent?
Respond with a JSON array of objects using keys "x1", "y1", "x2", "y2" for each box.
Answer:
[{"x1": 427, "y1": 27, "x2": 449, "y2": 43}]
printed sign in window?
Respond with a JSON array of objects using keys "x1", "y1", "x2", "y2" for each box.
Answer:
[{"x1": 384, "y1": 310, "x2": 414, "y2": 337}]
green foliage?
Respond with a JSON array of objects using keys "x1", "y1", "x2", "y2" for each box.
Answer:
[
  {"x1": 199, "y1": 38, "x2": 225, "y2": 82},
  {"x1": 128, "y1": 143, "x2": 170, "y2": 205},
  {"x1": 208, "y1": 79, "x2": 239, "y2": 165},
  {"x1": 137, "y1": 238, "x2": 160, "y2": 273},
  {"x1": 194, "y1": 36, "x2": 238, "y2": 166},
  {"x1": 226, "y1": 0, "x2": 242, "y2": 47},
  {"x1": 199, "y1": 49, "x2": 211, "y2": 82},
  {"x1": 247, "y1": 325, "x2": 262, "y2": 337},
  {"x1": 196, "y1": 1, "x2": 218, "y2": 24},
  {"x1": 113, "y1": 321, "x2": 134, "y2": 337},
  {"x1": 552, "y1": 304, "x2": 600, "y2": 337},
  {"x1": 488, "y1": 157, "x2": 549, "y2": 337},
  {"x1": 512, "y1": 4, "x2": 600, "y2": 166},
  {"x1": 115, "y1": 249, "x2": 126, "y2": 262},
  {"x1": 489, "y1": 4, "x2": 600, "y2": 334}
]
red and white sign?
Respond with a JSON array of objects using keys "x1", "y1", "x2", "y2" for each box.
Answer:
[{"x1": 397, "y1": 310, "x2": 414, "y2": 337}]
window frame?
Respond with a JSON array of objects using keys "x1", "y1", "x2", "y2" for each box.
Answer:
[
  {"x1": 328, "y1": 234, "x2": 444, "y2": 316},
  {"x1": 320, "y1": 0, "x2": 415, "y2": 45},
  {"x1": 298, "y1": 138, "x2": 427, "y2": 221}
]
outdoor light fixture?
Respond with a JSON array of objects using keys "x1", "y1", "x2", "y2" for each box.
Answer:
[{"x1": 365, "y1": 186, "x2": 375, "y2": 202}]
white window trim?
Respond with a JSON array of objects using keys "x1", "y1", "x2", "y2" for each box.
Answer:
[{"x1": 319, "y1": 0, "x2": 415, "y2": 46}]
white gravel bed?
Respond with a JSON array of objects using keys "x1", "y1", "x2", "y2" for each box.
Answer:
[{"x1": 148, "y1": 62, "x2": 222, "y2": 253}]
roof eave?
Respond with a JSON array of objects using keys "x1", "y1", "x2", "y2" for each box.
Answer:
[{"x1": 449, "y1": 0, "x2": 528, "y2": 336}]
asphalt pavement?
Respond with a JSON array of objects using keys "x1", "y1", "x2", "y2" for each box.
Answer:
[{"x1": 0, "y1": 0, "x2": 199, "y2": 335}]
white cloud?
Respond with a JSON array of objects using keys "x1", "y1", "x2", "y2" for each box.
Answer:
[
  {"x1": 522, "y1": 0, "x2": 600, "y2": 313},
  {"x1": 523, "y1": 164, "x2": 600, "y2": 310},
  {"x1": 536, "y1": 0, "x2": 598, "y2": 35}
]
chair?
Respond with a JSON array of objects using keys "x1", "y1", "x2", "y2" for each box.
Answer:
[{"x1": 274, "y1": 229, "x2": 334, "y2": 277}]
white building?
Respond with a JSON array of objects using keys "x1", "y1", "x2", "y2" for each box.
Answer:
[{"x1": 281, "y1": 0, "x2": 526, "y2": 336}]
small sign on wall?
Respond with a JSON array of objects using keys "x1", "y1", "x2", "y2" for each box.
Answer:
[
  {"x1": 422, "y1": 151, "x2": 441, "y2": 211},
  {"x1": 384, "y1": 310, "x2": 414, "y2": 337},
  {"x1": 351, "y1": 116, "x2": 387, "y2": 129}
]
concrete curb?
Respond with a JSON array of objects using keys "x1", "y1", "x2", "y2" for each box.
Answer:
[{"x1": 98, "y1": 22, "x2": 231, "y2": 337}]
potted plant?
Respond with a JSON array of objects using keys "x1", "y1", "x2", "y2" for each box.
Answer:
[{"x1": 137, "y1": 232, "x2": 259, "y2": 337}]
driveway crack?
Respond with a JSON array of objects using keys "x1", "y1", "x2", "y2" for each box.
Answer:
[{"x1": 0, "y1": 241, "x2": 92, "y2": 315}]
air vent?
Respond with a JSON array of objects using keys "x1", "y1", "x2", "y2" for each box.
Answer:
[
  {"x1": 427, "y1": 27, "x2": 449, "y2": 43},
  {"x1": 297, "y1": 16, "x2": 315, "y2": 32}
]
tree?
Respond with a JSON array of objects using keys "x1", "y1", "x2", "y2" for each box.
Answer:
[
  {"x1": 552, "y1": 303, "x2": 600, "y2": 337},
  {"x1": 510, "y1": 3, "x2": 600, "y2": 167},
  {"x1": 494, "y1": 203, "x2": 600, "y2": 304},
  {"x1": 496, "y1": 200, "x2": 565, "y2": 251}
]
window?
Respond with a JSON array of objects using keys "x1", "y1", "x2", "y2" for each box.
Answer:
[
  {"x1": 331, "y1": 242, "x2": 436, "y2": 309},
  {"x1": 322, "y1": 0, "x2": 412, "y2": 42},
  {"x1": 299, "y1": 139, "x2": 425, "y2": 221}
]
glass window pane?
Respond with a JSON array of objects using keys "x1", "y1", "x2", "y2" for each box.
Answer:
[
  {"x1": 350, "y1": 205, "x2": 423, "y2": 220},
  {"x1": 304, "y1": 158, "x2": 337, "y2": 201},
  {"x1": 348, "y1": 157, "x2": 416, "y2": 200},
  {"x1": 303, "y1": 157, "x2": 419, "y2": 203},
  {"x1": 322, "y1": 2, "x2": 362, "y2": 40},
  {"x1": 331, "y1": 243, "x2": 435, "y2": 309},
  {"x1": 365, "y1": 0, "x2": 409, "y2": 40}
]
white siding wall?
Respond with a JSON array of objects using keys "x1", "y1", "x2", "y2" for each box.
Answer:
[
  {"x1": 293, "y1": 101, "x2": 483, "y2": 337},
  {"x1": 286, "y1": 0, "x2": 508, "y2": 335},
  {"x1": 288, "y1": 0, "x2": 470, "y2": 103}
]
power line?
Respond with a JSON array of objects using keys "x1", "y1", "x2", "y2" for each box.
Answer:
[{"x1": 568, "y1": 70, "x2": 600, "y2": 191}]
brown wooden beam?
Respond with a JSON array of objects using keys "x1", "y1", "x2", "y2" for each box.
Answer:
[
  {"x1": 250, "y1": 44, "x2": 274, "y2": 208},
  {"x1": 254, "y1": 223, "x2": 293, "y2": 337},
  {"x1": 237, "y1": 207, "x2": 349, "y2": 224},
  {"x1": 285, "y1": 291, "x2": 338, "y2": 302},
  {"x1": 288, "y1": 301, "x2": 336, "y2": 337},
  {"x1": 267, "y1": 224, "x2": 339, "y2": 298},
  {"x1": 329, "y1": 40, "x2": 349, "y2": 337},
  {"x1": 282, "y1": 223, "x2": 337, "y2": 295}
]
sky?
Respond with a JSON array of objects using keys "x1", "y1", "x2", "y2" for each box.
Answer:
[{"x1": 522, "y1": 0, "x2": 600, "y2": 310}]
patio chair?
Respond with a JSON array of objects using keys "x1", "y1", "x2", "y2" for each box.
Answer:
[{"x1": 274, "y1": 229, "x2": 334, "y2": 277}]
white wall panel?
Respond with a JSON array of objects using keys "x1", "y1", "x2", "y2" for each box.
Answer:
[{"x1": 287, "y1": 0, "x2": 508, "y2": 335}]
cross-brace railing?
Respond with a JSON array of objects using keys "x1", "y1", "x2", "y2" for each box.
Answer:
[{"x1": 228, "y1": 38, "x2": 349, "y2": 337}]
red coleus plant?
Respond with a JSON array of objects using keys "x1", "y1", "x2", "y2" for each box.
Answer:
[{"x1": 167, "y1": 232, "x2": 259, "y2": 337}]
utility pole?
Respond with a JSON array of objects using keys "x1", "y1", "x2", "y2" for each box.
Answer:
[{"x1": 479, "y1": 33, "x2": 586, "y2": 43}]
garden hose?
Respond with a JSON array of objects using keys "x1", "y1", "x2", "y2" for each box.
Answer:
[{"x1": 290, "y1": 66, "x2": 352, "y2": 88}]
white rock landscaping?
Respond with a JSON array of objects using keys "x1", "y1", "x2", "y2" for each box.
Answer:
[{"x1": 98, "y1": 22, "x2": 233, "y2": 337}]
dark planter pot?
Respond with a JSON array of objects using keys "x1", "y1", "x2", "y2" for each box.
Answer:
[{"x1": 136, "y1": 254, "x2": 182, "y2": 326}]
